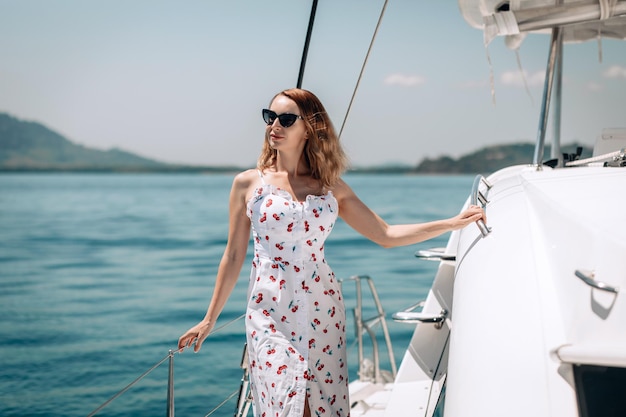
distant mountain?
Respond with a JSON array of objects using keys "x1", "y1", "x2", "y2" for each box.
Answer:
[
  {"x1": 0, "y1": 112, "x2": 593, "y2": 174},
  {"x1": 0, "y1": 113, "x2": 174, "y2": 171},
  {"x1": 413, "y1": 142, "x2": 593, "y2": 174}
]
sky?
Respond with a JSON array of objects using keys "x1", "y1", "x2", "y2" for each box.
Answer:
[{"x1": 1, "y1": 0, "x2": 625, "y2": 168}]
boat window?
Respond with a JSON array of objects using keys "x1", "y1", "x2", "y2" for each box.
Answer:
[{"x1": 574, "y1": 365, "x2": 626, "y2": 417}]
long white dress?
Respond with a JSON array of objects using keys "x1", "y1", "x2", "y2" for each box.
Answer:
[{"x1": 245, "y1": 173, "x2": 349, "y2": 417}]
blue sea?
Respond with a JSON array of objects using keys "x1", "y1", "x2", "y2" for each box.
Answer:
[{"x1": 0, "y1": 173, "x2": 474, "y2": 417}]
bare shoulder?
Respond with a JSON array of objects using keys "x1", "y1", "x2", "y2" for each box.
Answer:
[
  {"x1": 233, "y1": 168, "x2": 258, "y2": 187},
  {"x1": 233, "y1": 169, "x2": 261, "y2": 202},
  {"x1": 329, "y1": 177, "x2": 358, "y2": 205}
]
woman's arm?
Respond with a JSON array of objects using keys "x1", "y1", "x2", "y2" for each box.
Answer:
[
  {"x1": 332, "y1": 178, "x2": 486, "y2": 249},
  {"x1": 178, "y1": 171, "x2": 253, "y2": 353}
]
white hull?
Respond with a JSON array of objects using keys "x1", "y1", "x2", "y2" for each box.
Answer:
[
  {"x1": 449, "y1": 165, "x2": 626, "y2": 416},
  {"x1": 350, "y1": 164, "x2": 626, "y2": 417}
]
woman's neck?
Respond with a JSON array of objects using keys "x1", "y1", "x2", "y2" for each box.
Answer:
[{"x1": 273, "y1": 152, "x2": 310, "y2": 178}]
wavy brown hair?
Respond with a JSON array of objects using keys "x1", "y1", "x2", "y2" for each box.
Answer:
[{"x1": 257, "y1": 88, "x2": 349, "y2": 188}]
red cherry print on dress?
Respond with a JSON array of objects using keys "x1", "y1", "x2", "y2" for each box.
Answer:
[{"x1": 247, "y1": 186, "x2": 347, "y2": 415}]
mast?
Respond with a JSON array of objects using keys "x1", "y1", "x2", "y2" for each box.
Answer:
[
  {"x1": 297, "y1": 0, "x2": 318, "y2": 88},
  {"x1": 533, "y1": 26, "x2": 563, "y2": 167}
]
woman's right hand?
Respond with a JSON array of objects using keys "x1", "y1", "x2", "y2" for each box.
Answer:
[{"x1": 178, "y1": 320, "x2": 214, "y2": 353}]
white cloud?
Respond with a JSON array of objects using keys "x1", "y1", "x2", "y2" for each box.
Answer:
[
  {"x1": 603, "y1": 65, "x2": 626, "y2": 79},
  {"x1": 383, "y1": 73, "x2": 426, "y2": 87},
  {"x1": 500, "y1": 70, "x2": 545, "y2": 87},
  {"x1": 500, "y1": 70, "x2": 545, "y2": 88},
  {"x1": 586, "y1": 81, "x2": 604, "y2": 92}
]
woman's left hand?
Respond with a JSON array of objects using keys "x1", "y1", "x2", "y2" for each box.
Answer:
[{"x1": 450, "y1": 205, "x2": 486, "y2": 230}]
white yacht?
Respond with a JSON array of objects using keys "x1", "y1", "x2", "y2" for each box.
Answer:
[{"x1": 348, "y1": 1, "x2": 626, "y2": 416}]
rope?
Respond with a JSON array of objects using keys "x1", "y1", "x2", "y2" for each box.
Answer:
[
  {"x1": 210, "y1": 313, "x2": 246, "y2": 334},
  {"x1": 565, "y1": 149, "x2": 624, "y2": 166},
  {"x1": 85, "y1": 313, "x2": 246, "y2": 416},
  {"x1": 338, "y1": 0, "x2": 389, "y2": 139},
  {"x1": 204, "y1": 388, "x2": 240, "y2": 417},
  {"x1": 86, "y1": 352, "x2": 173, "y2": 417}
]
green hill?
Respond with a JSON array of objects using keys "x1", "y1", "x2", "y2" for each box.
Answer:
[
  {"x1": 0, "y1": 113, "x2": 171, "y2": 171},
  {"x1": 0, "y1": 112, "x2": 593, "y2": 173},
  {"x1": 413, "y1": 142, "x2": 592, "y2": 174}
]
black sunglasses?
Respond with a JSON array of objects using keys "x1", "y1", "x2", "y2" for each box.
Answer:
[{"x1": 262, "y1": 109, "x2": 303, "y2": 128}]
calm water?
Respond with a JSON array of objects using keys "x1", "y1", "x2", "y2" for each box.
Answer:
[{"x1": 0, "y1": 173, "x2": 474, "y2": 417}]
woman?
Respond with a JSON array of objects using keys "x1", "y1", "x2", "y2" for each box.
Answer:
[{"x1": 178, "y1": 88, "x2": 485, "y2": 417}]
